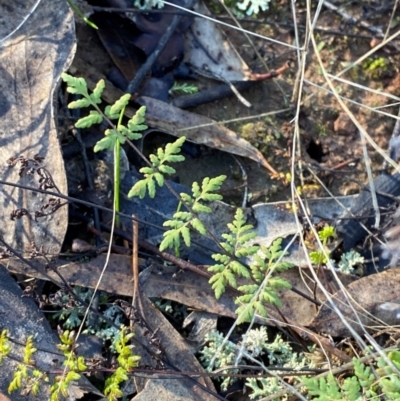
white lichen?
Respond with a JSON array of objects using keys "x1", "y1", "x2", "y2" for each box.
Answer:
[{"x1": 237, "y1": 0, "x2": 270, "y2": 16}]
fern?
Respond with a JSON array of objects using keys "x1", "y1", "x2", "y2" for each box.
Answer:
[
  {"x1": 61, "y1": 73, "x2": 148, "y2": 226},
  {"x1": 208, "y1": 208, "x2": 258, "y2": 299},
  {"x1": 207, "y1": 209, "x2": 293, "y2": 323},
  {"x1": 235, "y1": 239, "x2": 293, "y2": 324},
  {"x1": 300, "y1": 357, "x2": 382, "y2": 401},
  {"x1": 159, "y1": 175, "x2": 226, "y2": 251},
  {"x1": 50, "y1": 330, "x2": 87, "y2": 400},
  {"x1": 128, "y1": 136, "x2": 186, "y2": 199},
  {"x1": 0, "y1": 330, "x2": 10, "y2": 363}
]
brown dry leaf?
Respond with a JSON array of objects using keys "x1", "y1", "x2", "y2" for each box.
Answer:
[
  {"x1": 309, "y1": 267, "x2": 400, "y2": 337},
  {"x1": 0, "y1": 0, "x2": 75, "y2": 254},
  {"x1": 278, "y1": 268, "x2": 359, "y2": 327},
  {"x1": 5, "y1": 254, "x2": 237, "y2": 318},
  {"x1": 184, "y1": 1, "x2": 252, "y2": 82},
  {"x1": 131, "y1": 294, "x2": 216, "y2": 400},
  {"x1": 138, "y1": 96, "x2": 277, "y2": 174},
  {"x1": 6, "y1": 253, "x2": 357, "y2": 329}
]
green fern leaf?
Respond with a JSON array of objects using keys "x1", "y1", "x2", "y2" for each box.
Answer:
[
  {"x1": 223, "y1": 269, "x2": 237, "y2": 288},
  {"x1": 93, "y1": 136, "x2": 113, "y2": 152},
  {"x1": 230, "y1": 261, "x2": 250, "y2": 278},
  {"x1": 165, "y1": 155, "x2": 185, "y2": 163},
  {"x1": 147, "y1": 177, "x2": 156, "y2": 198},
  {"x1": 200, "y1": 193, "x2": 223, "y2": 202},
  {"x1": 235, "y1": 303, "x2": 254, "y2": 324},
  {"x1": 180, "y1": 193, "x2": 193, "y2": 204},
  {"x1": 235, "y1": 245, "x2": 259, "y2": 258},
  {"x1": 104, "y1": 104, "x2": 120, "y2": 120},
  {"x1": 237, "y1": 284, "x2": 258, "y2": 294},
  {"x1": 173, "y1": 211, "x2": 192, "y2": 221},
  {"x1": 191, "y1": 218, "x2": 206, "y2": 235},
  {"x1": 128, "y1": 106, "x2": 147, "y2": 127},
  {"x1": 181, "y1": 226, "x2": 191, "y2": 247},
  {"x1": 159, "y1": 232, "x2": 178, "y2": 252},
  {"x1": 67, "y1": 97, "x2": 91, "y2": 109},
  {"x1": 192, "y1": 181, "x2": 201, "y2": 198},
  {"x1": 149, "y1": 153, "x2": 161, "y2": 167},
  {"x1": 192, "y1": 203, "x2": 212, "y2": 214},
  {"x1": 140, "y1": 167, "x2": 155, "y2": 175},
  {"x1": 209, "y1": 274, "x2": 226, "y2": 299},
  {"x1": 90, "y1": 79, "x2": 105, "y2": 103},
  {"x1": 128, "y1": 180, "x2": 147, "y2": 199},
  {"x1": 208, "y1": 263, "x2": 225, "y2": 273},
  {"x1": 75, "y1": 110, "x2": 103, "y2": 128},
  {"x1": 154, "y1": 172, "x2": 164, "y2": 187},
  {"x1": 61, "y1": 73, "x2": 89, "y2": 96},
  {"x1": 109, "y1": 93, "x2": 131, "y2": 115},
  {"x1": 158, "y1": 165, "x2": 176, "y2": 175}
]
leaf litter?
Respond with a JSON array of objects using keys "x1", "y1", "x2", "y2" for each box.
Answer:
[{"x1": 3, "y1": 0, "x2": 400, "y2": 399}]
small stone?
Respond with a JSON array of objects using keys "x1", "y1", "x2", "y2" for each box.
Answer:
[{"x1": 333, "y1": 112, "x2": 357, "y2": 135}]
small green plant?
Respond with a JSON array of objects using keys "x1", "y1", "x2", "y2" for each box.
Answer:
[
  {"x1": 104, "y1": 326, "x2": 141, "y2": 401},
  {"x1": 208, "y1": 209, "x2": 293, "y2": 323},
  {"x1": 50, "y1": 330, "x2": 87, "y2": 401},
  {"x1": 301, "y1": 357, "x2": 378, "y2": 400},
  {"x1": 61, "y1": 74, "x2": 148, "y2": 226},
  {"x1": 208, "y1": 208, "x2": 259, "y2": 299},
  {"x1": 234, "y1": 238, "x2": 293, "y2": 324},
  {"x1": 0, "y1": 327, "x2": 141, "y2": 400},
  {"x1": 362, "y1": 56, "x2": 387, "y2": 78},
  {"x1": 8, "y1": 335, "x2": 48, "y2": 397},
  {"x1": 128, "y1": 136, "x2": 186, "y2": 199},
  {"x1": 0, "y1": 329, "x2": 10, "y2": 362},
  {"x1": 309, "y1": 225, "x2": 335, "y2": 265},
  {"x1": 338, "y1": 250, "x2": 364, "y2": 275},
  {"x1": 158, "y1": 175, "x2": 226, "y2": 252},
  {"x1": 169, "y1": 82, "x2": 199, "y2": 96},
  {"x1": 51, "y1": 287, "x2": 125, "y2": 348}
]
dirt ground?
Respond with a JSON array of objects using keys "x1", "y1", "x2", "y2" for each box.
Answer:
[{"x1": 65, "y1": 1, "x2": 400, "y2": 208}]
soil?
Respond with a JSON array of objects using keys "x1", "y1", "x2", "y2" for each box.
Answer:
[{"x1": 65, "y1": 1, "x2": 400, "y2": 209}]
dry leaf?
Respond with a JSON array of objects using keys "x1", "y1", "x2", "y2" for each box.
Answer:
[
  {"x1": 137, "y1": 96, "x2": 277, "y2": 174},
  {"x1": 0, "y1": 0, "x2": 75, "y2": 254},
  {"x1": 131, "y1": 294, "x2": 216, "y2": 400},
  {"x1": 184, "y1": 1, "x2": 252, "y2": 81},
  {"x1": 310, "y1": 267, "x2": 400, "y2": 337}
]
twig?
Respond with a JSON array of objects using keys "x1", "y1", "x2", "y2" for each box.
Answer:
[{"x1": 131, "y1": 214, "x2": 144, "y2": 319}]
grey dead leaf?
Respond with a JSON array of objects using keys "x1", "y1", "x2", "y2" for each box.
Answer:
[
  {"x1": 0, "y1": 264, "x2": 102, "y2": 400},
  {"x1": 132, "y1": 377, "x2": 210, "y2": 401},
  {"x1": 309, "y1": 268, "x2": 400, "y2": 337},
  {"x1": 0, "y1": 0, "x2": 76, "y2": 254},
  {"x1": 183, "y1": 1, "x2": 252, "y2": 82},
  {"x1": 183, "y1": 312, "x2": 219, "y2": 353}
]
